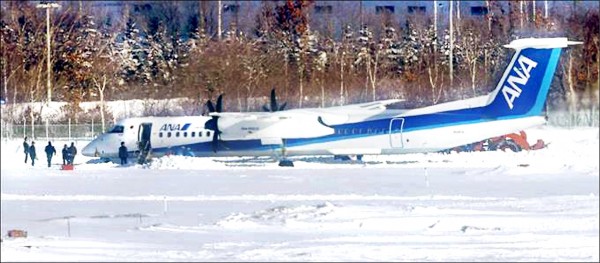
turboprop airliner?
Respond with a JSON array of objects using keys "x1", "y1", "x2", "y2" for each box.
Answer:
[{"x1": 82, "y1": 37, "x2": 580, "y2": 165}]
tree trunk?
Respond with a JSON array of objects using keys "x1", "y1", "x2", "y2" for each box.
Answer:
[
  {"x1": 369, "y1": 51, "x2": 379, "y2": 101},
  {"x1": 428, "y1": 67, "x2": 442, "y2": 104},
  {"x1": 2, "y1": 36, "x2": 6, "y2": 102},
  {"x1": 520, "y1": 1, "x2": 524, "y2": 29},
  {"x1": 30, "y1": 91, "x2": 35, "y2": 139},
  {"x1": 484, "y1": 49, "x2": 489, "y2": 84},
  {"x1": 567, "y1": 51, "x2": 577, "y2": 114},
  {"x1": 365, "y1": 55, "x2": 370, "y2": 101},
  {"x1": 471, "y1": 60, "x2": 477, "y2": 96},
  {"x1": 532, "y1": 0, "x2": 536, "y2": 23},
  {"x1": 449, "y1": 0, "x2": 454, "y2": 90},
  {"x1": 340, "y1": 51, "x2": 345, "y2": 105},
  {"x1": 217, "y1": 0, "x2": 222, "y2": 41},
  {"x1": 93, "y1": 75, "x2": 107, "y2": 133},
  {"x1": 320, "y1": 75, "x2": 325, "y2": 108},
  {"x1": 298, "y1": 64, "x2": 304, "y2": 108},
  {"x1": 236, "y1": 84, "x2": 242, "y2": 112},
  {"x1": 284, "y1": 54, "x2": 289, "y2": 99},
  {"x1": 486, "y1": 0, "x2": 491, "y2": 32}
]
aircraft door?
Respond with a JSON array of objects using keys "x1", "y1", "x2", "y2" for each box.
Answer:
[
  {"x1": 389, "y1": 118, "x2": 404, "y2": 148},
  {"x1": 138, "y1": 123, "x2": 153, "y2": 151}
]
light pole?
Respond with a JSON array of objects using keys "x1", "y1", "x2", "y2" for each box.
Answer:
[{"x1": 36, "y1": 1, "x2": 60, "y2": 105}]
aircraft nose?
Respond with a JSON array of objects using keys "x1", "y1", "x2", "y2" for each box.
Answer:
[{"x1": 82, "y1": 141, "x2": 98, "y2": 157}]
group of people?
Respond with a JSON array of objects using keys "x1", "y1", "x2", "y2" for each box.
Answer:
[
  {"x1": 23, "y1": 137, "x2": 77, "y2": 167},
  {"x1": 23, "y1": 137, "x2": 130, "y2": 167}
]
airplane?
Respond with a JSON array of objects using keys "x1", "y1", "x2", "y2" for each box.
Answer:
[{"x1": 82, "y1": 37, "x2": 581, "y2": 166}]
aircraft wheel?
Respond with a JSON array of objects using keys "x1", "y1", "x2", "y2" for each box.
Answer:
[{"x1": 494, "y1": 140, "x2": 522, "y2": 152}]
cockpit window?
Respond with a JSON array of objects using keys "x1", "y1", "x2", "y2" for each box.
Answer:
[{"x1": 108, "y1": 125, "x2": 124, "y2": 133}]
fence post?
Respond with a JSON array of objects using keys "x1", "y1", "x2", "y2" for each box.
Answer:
[
  {"x1": 68, "y1": 118, "x2": 71, "y2": 142},
  {"x1": 46, "y1": 119, "x2": 49, "y2": 141}
]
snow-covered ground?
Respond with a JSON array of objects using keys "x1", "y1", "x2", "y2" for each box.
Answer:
[{"x1": 1, "y1": 125, "x2": 598, "y2": 261}]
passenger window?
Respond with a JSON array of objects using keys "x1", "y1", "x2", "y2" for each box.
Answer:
[
  {"x1": 207, "y1": 131, "x2": 211, "y2": 137},
  {"x1": 167, "y1": 132, "x2": 172, "y2": 138},
  {"x1": 176, "y1": 132, "x2": 180, "y2": 137},
  {"x1": 191, "y1": 132, "x2": 195, "y2": 137},
  {"x1": 199, "y1": 131, "x2": 203, "y2": 137},
  {"x1": 159, "y1": 132, "x2": 163, "y2": 138},
  {"x1": 184, "y1": 132, "x2": 187, "y2": 137}
]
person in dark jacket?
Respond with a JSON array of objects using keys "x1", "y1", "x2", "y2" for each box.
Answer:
[
  {"x1": 118, "y1": 142, "x2": 128, "y2": 165},
  {"x1": 28, "y1": 141, "x2": 36, "y2": 166},
  {"x1": 44, "y1": 141, "x2": 57, "y2": 168},
  {"x1": 68, "y1": 142, "x2": 77, "y2": 165},
  {"x1": 23, "y1": 137, "x2": 29, "y2": 164},
  {"x1": 62, "y1": 144, "x2": 68, "y2": 165}
]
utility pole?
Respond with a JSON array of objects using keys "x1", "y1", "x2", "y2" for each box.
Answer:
[
  {"x1": 544, "y1": 0, "x2": 548, "y2": 19},
  {"x1": 36, "y1": 2, "x2": 60, "y2": 105}
]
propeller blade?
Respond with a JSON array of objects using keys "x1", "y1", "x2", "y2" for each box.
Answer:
[
  {"x1": 212, "y1": 127, "x2": 219, "y2": 153},
  {"x1": 216, "y1": 94, "x2": 223, "y2": 113},
  {"x1": 206, "y1": 100, "x2": 215, "y2": 113},
  {"x1": 278, "y1": 102, "x2": 287, "y2": 111},
  {"x1": 270, "y1": 88, "x2": 277, "y2": 112},
  {"x1": 262, "y1": 104, "x2": 271, "y2": 112}
]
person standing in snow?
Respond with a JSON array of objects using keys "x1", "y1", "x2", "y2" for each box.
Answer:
[
  {"x1": 23, "y1": 137, "x2": 29, "y2": 164},
  {"x1": 118, "y1": 142, "x2": 128, "y2": 165},
  {"x1": 28, "y1": 141, "x2": 37, "y2": 166},
  {"x1": 45, "y1": 141, "x2": 57, "y2": 167},
  {"x1": 68, "y1": 142, "x2": 77, "y2": 165},
  {"x1": 62, "y1": 144, "x2": 68, "y2": 165}
]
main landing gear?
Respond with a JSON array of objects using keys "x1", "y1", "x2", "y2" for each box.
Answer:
[{"x1": 277, "y1": 139, "x2": 294, "y2": 167}]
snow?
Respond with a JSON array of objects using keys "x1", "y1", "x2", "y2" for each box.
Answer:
[{"x1": 1, "y1": 125, "x2": 598, "y2": 261}]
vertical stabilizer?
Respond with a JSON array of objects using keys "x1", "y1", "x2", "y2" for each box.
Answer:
[{"x1": 484, "y1": 38, "x2": 581, "y2": 119}]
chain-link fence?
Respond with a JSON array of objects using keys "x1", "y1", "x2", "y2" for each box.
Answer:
[{"x1": 1, "y1": 121, "x2": 112, "y2": 141}]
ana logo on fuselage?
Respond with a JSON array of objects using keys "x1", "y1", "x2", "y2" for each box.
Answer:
[
  {"x1": 160, "y1": 123, "x2": 191, "y2": 131},
  {"x1": 502, "y1": 54, "x2": 538, "y2": 109}
]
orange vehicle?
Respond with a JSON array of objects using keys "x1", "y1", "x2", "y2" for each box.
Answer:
[{"x1": 441, "y1": 130, "x2": 546, "y2": 153}]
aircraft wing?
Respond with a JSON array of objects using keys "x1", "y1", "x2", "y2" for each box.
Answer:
[
  {"x1": 211, "y1": 111, "x2": 334, "y2": 142},
  {"x1": 298, "y1": 99, "x2": 405, "y2": 125},
  {"x1": 320, "y1": 99, "x2": 404, "y2": 111},
  {"x1": 209, "y1": 99, "x2": 403, "y2": 142}
]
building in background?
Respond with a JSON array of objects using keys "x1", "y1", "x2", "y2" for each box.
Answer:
[{"x1": 19, "y1": 0, "x2": 600, "y2": 40}]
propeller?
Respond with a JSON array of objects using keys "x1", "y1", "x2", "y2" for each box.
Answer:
[
  {"x1": 204, "y1": 94, "x2": 223, "y2": 153},
  {"x1": 262, "y1": 88, "x2": 287, "y2": 112}
]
